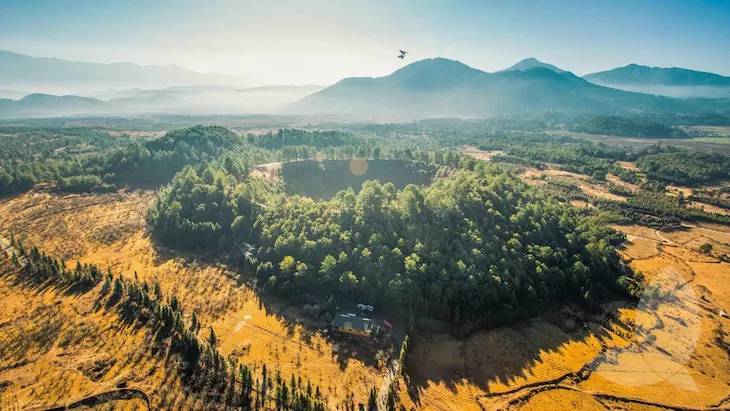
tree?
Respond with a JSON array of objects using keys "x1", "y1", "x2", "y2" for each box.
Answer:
[
  {"x1": 699, "y1": 242, "x2": 713, "y2": 254},
  {"x1": 280, "y1": 256, "x2": 297, "y2": 274},
  {"x1": 367, "y1": 387, "x2": 377, "y2": 411},
  {"x1": 208, "y1": 326, "x2": 218, "y2": 348}
]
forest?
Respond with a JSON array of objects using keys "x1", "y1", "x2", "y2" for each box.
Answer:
[
  {"x1": 147, "y1": 159, "x2": 275, "y2": 249},
  {"x1": 0, "y1": 125, "x2": 271, "y2": 195},
  {"x1": 570, "y1": 115, "x2": 686, "y2": 138},
  {"x1": 252, "y1": 165, "x2": 631, "y2": 332},
  {"x1": 637, "y1": 150, "x2": 730, "y2": 186},
  {"x1": 6, "y1": 122, "x2": 728, "y2": 335},
  {"x1": 148, "y1": 146, "x2": 635, "y2": 333}
]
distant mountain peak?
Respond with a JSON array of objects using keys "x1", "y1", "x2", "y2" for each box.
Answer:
[
  {"x1": 584, "y1": 64, "x2": 730, "y2": 97},
  {"x1": 286, "y1": 56, "x2": 719, "y2": 120},
  {"x1": 503, "y1": 57, "x2": 565, "y2": 73},
  {"x1": 397, "y1": 57, "x2": 474, "y2": 69},
  {"x1": 388, "y1": 58, "x2": 486, "y2": 86}
]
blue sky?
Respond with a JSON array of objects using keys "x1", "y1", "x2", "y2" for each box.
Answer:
[{"x1": 1, "y1": 0, "x2": 728, "y2": 85}]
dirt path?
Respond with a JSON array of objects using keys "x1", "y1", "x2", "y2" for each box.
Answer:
[
  {"x1": 377, "y1": 358, "x2": 400, "y2": 410},
  {"x1": 495, "y1": 384, "x2": 728, "y2": 411},
  {"x1": 40, "y1": 388, "x2": 150, "y2": 411},
  {"x1": 654, "y1": 229, "x2": 677, "y2": 245}
]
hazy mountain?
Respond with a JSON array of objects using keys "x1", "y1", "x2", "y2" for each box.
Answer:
[
  {"x1": 93, "y1": 85, "x2": 323, "y2": 113},
  {"x1": 584, "y1": 64, "x2": 730, "y2": 98},
  {"x1": 0, "y1": 49, "x2": 246, "y2": 94},
  {"x1": 288, "y1": 58, "x2": 728, "y2": 120},
  {"x1": 502, "y1": 57, "x2": 565, "y2": 73},
  {"x1": 0, "y1": 94, "x2": 104, "y2": 118},
  {"x1": 0, "y1": 85, "x2": 324, "y2": 118},
  {"x1": 0, "y1": 89, "x2": 28, "y2": 100}
]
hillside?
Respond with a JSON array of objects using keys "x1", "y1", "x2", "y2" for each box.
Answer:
[
  {"x1": 585, "y1": 64, "x2": 730, "y2": 98},
  {"x1": 0, "y1": 93, "x2": 104, "y2": 117},
  {"x1": 287, "y1": 58, "x2": 729, "y2": 120},
  {"x1": 0, "y1": 85, "x2": 324, "y2": 118}
]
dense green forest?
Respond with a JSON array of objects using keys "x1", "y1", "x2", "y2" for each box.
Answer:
[
  {"x1": 253, "y1": 165, "x2": 631, "y2": 332},
  {"x1": 0, "y1": 127, "x2": 134, "y2": 195},
  {"x1": 147, "y1": 159, "x2": 276, "y2": 249},
  {"x1": 148, "y1": 150, "x2": 635, "y2": 333},
  {"x1": 571, "y1": 115, "x2": 685, "y2": 138},
  {"x1": 247, "y1": 128, "x2": 362, "y2": 149},
  {"x1": 637, "y1": 150, "x2": 730, "y2": 186},
  {"x1": 0, "y1": 125, "x2": 272, "y2": 195}
]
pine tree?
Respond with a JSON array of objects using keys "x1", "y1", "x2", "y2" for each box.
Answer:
[
  {"x1": 208, "y1": 327, "x2": 217, "y2": 348},
  {"x1": 367, "y1": 387, "x2": 377, "y2": 411},
  {"x1": 191, "y1": 311, "x2": 199, "y2": 333}
]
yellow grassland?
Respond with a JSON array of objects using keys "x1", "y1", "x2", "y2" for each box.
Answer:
[{"x1": 0, "y1": 190, "x2": 383, "y2": 409}]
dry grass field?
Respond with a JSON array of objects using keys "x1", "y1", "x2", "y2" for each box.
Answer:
[
  {"x1": 0, "y1": 246, "x2": 184, "y2": 410},
  {"x1": 0, "y1": 189, "x2": 383, "y2": 409},
  {"x1": 397, "y1": 220, "x2": 730, "y2": 410}
]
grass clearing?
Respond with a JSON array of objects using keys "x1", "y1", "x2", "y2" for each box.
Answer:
[{"x1": 281, "y1": 159, "x2": 436, "y2": 199}]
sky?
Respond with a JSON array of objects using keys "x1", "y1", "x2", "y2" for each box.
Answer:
[{"x1": 1, "y1": 0, "x2": 729, "y2": 85}]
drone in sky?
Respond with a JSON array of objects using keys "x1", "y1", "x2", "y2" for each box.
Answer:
[{"x1": 398, "y1": 49, "x2": 408, "y2": 59}]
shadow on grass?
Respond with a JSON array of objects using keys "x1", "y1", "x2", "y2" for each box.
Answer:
[
  {"x1": 401, "y1": 301, "x2": 641, "y2": 407},
  {"x1": 145, "y1": 235, "x2": 393, "y2": 371}
]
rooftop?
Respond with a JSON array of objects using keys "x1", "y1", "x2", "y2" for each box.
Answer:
[{"x1": 332, "y1": 313, "x2": 373, "y2": 332}]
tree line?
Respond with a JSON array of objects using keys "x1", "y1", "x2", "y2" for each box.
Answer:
[
  {"x1": 7, "y1": 237, "x2": 329, "y2": 410},
  {"x1": 0, "y1": 125, "x2": 273, "y2": 196}
]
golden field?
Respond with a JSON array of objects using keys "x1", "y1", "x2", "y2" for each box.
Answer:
[{"x1": 0, "y1": 189, "x2": 383, "y2": 409}]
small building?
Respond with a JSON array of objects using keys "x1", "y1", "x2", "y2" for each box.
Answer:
[{"x1": 331, "y1": 313, "x2": 374, "y2": 337}]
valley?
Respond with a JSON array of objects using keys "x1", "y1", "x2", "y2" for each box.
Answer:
[
  {"x1": 3, "y1": 3, "x2": 730, "y2": 410},
  {"x1": 1, "y1": 119, "x2": 729, "y2": 410}
]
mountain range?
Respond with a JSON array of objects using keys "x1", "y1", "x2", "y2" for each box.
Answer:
[
  {"x1": 288, "y1": 58, "x2": 729, "y2": 120},
  {"x1": 0, "y1": 85, "x2": 323, "y2": 118},
  {"x1": 2, "y1": 50, "x2": 730, "y2": 120},
  {"x1": 0, "y1": 49, "x2": 246, "y2": 94},
  {"x1": 584, "y1": 64, "x2": 730, "y2": 98}
]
